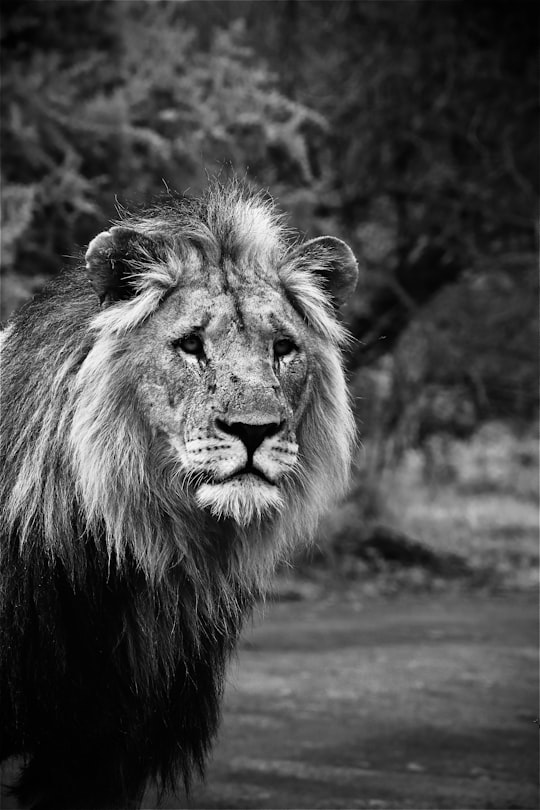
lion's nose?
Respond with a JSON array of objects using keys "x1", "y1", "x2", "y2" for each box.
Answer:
[{"x1": 215, "y1": 419, "x2": 283, "y2": 457}]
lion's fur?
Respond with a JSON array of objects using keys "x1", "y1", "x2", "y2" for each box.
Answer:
[{"x1": 0, "y1": 182, "x2": 357, "y2": 809}]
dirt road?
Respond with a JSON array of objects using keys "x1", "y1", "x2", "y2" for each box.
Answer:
[{"x1": 153, "y1": 590, "x2": 538, "y2": 809}]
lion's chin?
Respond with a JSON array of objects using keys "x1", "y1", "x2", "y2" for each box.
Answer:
[{"x1": 195, "y1": 475, "x2": 284, "y2": 526}]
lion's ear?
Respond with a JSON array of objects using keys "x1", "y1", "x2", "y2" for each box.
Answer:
[
  {"x1": 289, "y1": 236, "x2": 358, "y2": 308},
  {"x1": 85, "y1": 226, "x2": 151, "y2": 305}
]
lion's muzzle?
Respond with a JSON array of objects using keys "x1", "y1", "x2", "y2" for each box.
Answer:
[{"x1": 214, "y1": 417, "x2": 283, "y2": 460}]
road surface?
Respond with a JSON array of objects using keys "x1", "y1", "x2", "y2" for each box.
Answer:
[{"x1": 2, "y1": 591, "x2": 537, "y2": 809}]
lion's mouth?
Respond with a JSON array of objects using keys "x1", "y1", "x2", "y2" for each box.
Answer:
[
  {"x1": 227, "y1": 465, "x2": 275, "y2": 486},
  {"x1": 192, "y1": 465, "x2": 278, "y2": 489}
]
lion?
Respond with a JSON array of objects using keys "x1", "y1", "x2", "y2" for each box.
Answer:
[{"x1": 0, "y1": 182, "x2": 358, "y2": 809}]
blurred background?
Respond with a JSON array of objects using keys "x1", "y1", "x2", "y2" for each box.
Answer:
[{"x1": 0, "y1": 2, "x2": 538, "y2": 808}]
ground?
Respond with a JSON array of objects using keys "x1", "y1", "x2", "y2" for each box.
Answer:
[
  {"x1": 1, "y1": 589, "x2": 537, "y2": 810},
  {"x1": 145, "y1": 589, "x2": 538, "y2": 810}
]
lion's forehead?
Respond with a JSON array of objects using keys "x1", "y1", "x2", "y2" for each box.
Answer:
[
  {"x1": 183, "y1": 252, "x2": 282, "y2": 291},
  {"x1": 160, "y1": 274, "x2": 300, "y2": 344}
]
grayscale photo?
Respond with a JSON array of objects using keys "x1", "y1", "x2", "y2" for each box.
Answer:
[{"x1": 0, "y1": 2, "x2": 538, "y2": 809}]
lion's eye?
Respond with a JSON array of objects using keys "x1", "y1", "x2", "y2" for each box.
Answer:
[
  {"x1": 274, "y1": 338, "x2": 296, "y2": 358},
  {"x1": 176, "y1": 335, "x2": 204, "y2": 355}
]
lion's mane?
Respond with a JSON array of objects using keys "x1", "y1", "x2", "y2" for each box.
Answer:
[{"x1": 0, "y1": 183, "x2": 356, "y2": 809}]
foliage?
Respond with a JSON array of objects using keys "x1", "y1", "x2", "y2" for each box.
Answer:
[
  {"x1": 0, "y1": 0, "x2": 325, "y2": 313},
  {"x1": 353, "y1": 252, "x2": 539, "y2": 464},
  {"x1": 298, "y1": 419, "x2": 539, "y2": 592},
  {"x1": 282, "y1": 2, "x2": 537, "y2": 257}
]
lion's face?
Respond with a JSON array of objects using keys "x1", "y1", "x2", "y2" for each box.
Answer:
[
  {"x1": 126, "y1": 258, "x2": 313, "y2": 525},
  {"x1": 78, "y1": 186, "x2": 358, "y2": 540}
]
